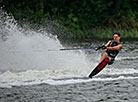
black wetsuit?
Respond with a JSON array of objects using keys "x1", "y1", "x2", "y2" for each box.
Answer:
[{"x1": 106, "y1": 40, "x2": 121, "y2": 65}]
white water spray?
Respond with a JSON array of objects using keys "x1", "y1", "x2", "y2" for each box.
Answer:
[{"x1": 0, "y1": 10, "x2": 93, "y2": 87}]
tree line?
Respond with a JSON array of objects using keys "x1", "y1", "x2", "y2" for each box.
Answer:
[{"x1": 0, "y1": 0, "x2": 138, "y2": 40}]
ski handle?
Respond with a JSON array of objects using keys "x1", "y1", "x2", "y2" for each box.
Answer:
[
  {"x1": 48, "y1": 44, "x2": 106, "y2": 51},
  {"x1": 59, "y1": 47, "x2": 97, "y2": 51},
  {"x1": 59, "y1": 44, "x2": 106, "y2": 51}
]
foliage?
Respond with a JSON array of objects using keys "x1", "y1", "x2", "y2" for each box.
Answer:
[{"x1": 0, "y1": 0, "x2": 138, "y2": 41}]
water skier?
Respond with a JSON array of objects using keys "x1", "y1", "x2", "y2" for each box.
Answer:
[
  {"x1": 89, "y1": 32, "x2": 122, "y2": 78},
  {"x1": 99, "y1": 32, "x2": 122, "y2": 64}
]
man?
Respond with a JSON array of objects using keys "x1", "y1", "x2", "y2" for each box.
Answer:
[
  {"x1": 99, "y1": 32, "x2": 122, "y2": 65},
  {"x1": 89, "y1": 32, "x2": 122, "y2": 78}
]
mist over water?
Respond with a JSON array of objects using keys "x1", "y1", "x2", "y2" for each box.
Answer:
[{"x1": 0, "y1": 10, "x2": 93, "y2": 87}]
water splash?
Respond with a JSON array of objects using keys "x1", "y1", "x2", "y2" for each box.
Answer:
[{"x1": 0, "y1": 10, "x2": 92, "y2": 87}]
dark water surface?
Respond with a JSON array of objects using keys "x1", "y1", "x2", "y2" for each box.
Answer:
[
  {"x1": 0, "y1": 79, "x2": 138, "y2": 102},
  {"x1": 0, "y1": 41, "x2": 138, "y2": 102}
]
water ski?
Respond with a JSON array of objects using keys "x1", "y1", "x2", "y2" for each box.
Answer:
[{"x1": 89, "y1": 57, "x2": 109, "y2": 78}]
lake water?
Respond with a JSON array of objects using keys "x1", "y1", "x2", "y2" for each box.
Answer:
[{"x1": 0, "y1": 10, "x2": 138, "y2": 102}]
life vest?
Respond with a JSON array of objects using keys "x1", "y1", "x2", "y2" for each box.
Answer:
[{"x1": 106, "y1": 40, "x2": 121, "y2": 58}]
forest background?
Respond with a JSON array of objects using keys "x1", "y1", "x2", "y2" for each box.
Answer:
[{"x1": 0, "y1": 0, "x2": 138, "y2": 42}]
